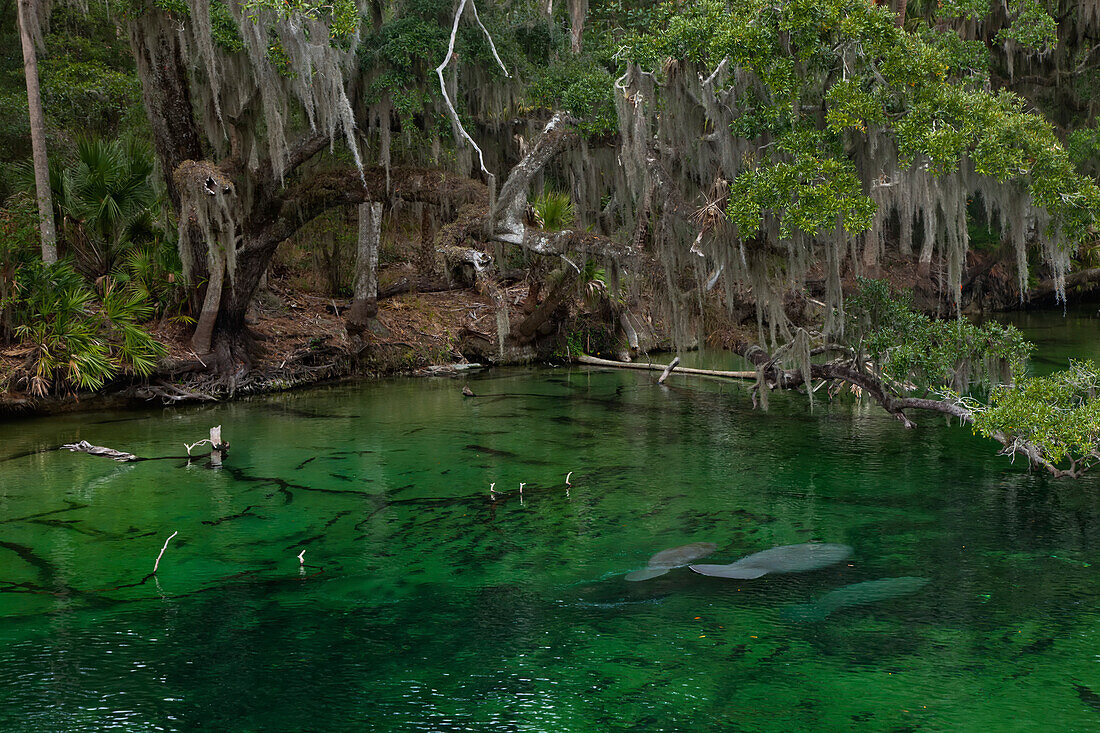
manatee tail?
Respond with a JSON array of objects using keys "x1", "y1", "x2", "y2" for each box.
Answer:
[
  {"x1": 689, "y1": 564, "x2": 769, "y2": 579},
  {"x1": 780, "y1": 603, "x2": 830, "y2": 623},
  {"x1": 624, "y1": 567, "x2": 671, "y2": 582}
]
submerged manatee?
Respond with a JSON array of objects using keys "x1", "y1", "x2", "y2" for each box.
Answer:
[
  {"x1": 625, "y1": 542, "x2": 719, "y2": 581},
  {"x1": 689, "y1": 543, "x2": 852, "y2": 579},
  {"x1": 782, "y1": 576, "x2": 930, "y2": 621}
]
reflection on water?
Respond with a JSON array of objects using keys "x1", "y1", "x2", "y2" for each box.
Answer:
[
  {"x1": 998, "y1": 303, "x2": 1100, "y2": 375},
  {"x1": 1, "y1": 317, "x2": 1100, "y2": 730}
]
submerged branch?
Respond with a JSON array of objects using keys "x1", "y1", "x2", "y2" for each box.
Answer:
[
  {"x1": 733, "y1": 342, "x2": 1078, "y2": 478},
  {"x1": 578, "y1": 353, "x2": 755, "y2": 379},
  {"x1": 61, "y1": 441, "x2": 140, "y2": 462}
]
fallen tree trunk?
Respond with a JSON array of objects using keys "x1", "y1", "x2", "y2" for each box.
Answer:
[
  {"x1": 1028, "y1": 267, "x2": 1100, "y2": 302},
  {"x1": 578, "y1": 353, "x2": 755, "y2": 379},
  {"x1": 61, "y1": 426, "x2": 228, "y2": 464},
  {"x1": 377, "y1": 276, "x2": 457, "y2": 299},
  {"x1": 658, "y1": 356, "x2": 680, "y2": 384}
]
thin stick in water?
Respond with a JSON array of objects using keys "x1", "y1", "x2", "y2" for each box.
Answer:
[{"x1": 153, "y1": 531, "x2": 178, "y2": 574}]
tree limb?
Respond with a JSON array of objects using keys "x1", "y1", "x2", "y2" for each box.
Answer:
[{"x1": 734, "y1": 340, "x2": 1076, "y2": 477}]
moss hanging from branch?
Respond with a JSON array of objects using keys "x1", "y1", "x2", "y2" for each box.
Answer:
[{"x1": 618, "y1": 0, "x2": 1100, "y2": 344}]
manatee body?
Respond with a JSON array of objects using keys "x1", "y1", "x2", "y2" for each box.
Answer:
[
  {"x1": 689, "y1": 543, "x2": 853, "y2": 580},
  {"x1": 783, "y1": 576, "x2": 931, "y2": 622},
  {"x1": 625, "y1": 542, "x2": 719, "y2": 581}
]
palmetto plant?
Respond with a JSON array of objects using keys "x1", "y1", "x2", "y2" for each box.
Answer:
[
  {"x1": 579, "y1": 258, "x2": 609, "y2": 308},
  {"x1": 18, "y1": 136, "x2": 161, "y2": 277},
  {"x1": 531, "y1": 190, "x2": 575, "y2": 231},
  {"x1": 10, "y1": 260, "x2": 167, "y2": 395},
  {"x1": 63, "y1": 136, "x2": 158, "y2": 276}
]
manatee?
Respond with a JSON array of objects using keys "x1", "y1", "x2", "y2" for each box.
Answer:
[
  {"x1": 689, "y1": 542, "x2": 852, "y2": 579},
  {"x1": 782, "y1": 576, "x2": 930, "y2": 622},
  {"x1": 624, "y1": 542, "x2": 719, "y2": 581}
]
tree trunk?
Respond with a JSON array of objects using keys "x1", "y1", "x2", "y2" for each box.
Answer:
[
  {"x1": 417, "y1": 202, "x2": 435, "y2": 275},
  {"x1": 894, "y1": 0, "x2": 907, "y2": 27},
  {"x1": 347, "y1": 201, "x2": 382, "y2": 337},
  {"x1": 16, "y1": 0, "x2": 56, "y2": 264},
  {"x1": 862, "y1": 232, "x2": 880, "y2": 277},
  {"x1": 568, "y1": 0, "x2": 587, "y2": 53},
  {"x1": 191, "y1": 248, "x2": 225, "y2": 355},
  {"x1": 128, "y1": 11, "x2": 208, "y2": 311},
  {"x1": 128, "y1": 12, "x2": 204, "y2": 211}
]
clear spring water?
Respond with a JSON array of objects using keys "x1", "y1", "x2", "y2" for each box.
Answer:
[{"x1": 2, "y1": 309, "x2": 1100, "y2": 732}]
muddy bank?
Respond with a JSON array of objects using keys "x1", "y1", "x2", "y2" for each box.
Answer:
[{"x1": 0, "y1": 276, "x2": 678, "y2": 418}]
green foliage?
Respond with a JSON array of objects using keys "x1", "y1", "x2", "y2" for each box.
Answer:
[
  {"x1": 728, "y1": 131, "x2": 876, "y2": 239},
  {"x1": 360, "y1": 0, "x2": 519, "y2": 120},
  {"x1": 241, "y1": 0, "x2": 359, "y2": 41},
  {"x1": 30, "y1": 136, "x2": 167, "y2": 279},
  {"x1": 996, "y1": 0, "x2": 1058, "y2": 52},
  {"x1": 532, "y1": 190, "x2": 575, "y2": 231},
  {"x1": 578, "y1": 258, "x2": 610, "y2": 308},
  {"x1": 972, "y1": 361, "x2": 1100, "y2": 472},
  {"x1": 588, "y1": 0, "x2": 661, "y2": 35},
  {"x1": 38, "y1": 5, "x2": 145, "y2": 139},
  {"x1": 845, "y1": 278, "x2": 1031, "y2": 393},
  {"x1": 1066, "y1": 122, "x2": 1100, "y2": 169},
  {"x1": 553, "y1": 327, "x2": 586, "y2": 361},
  {"x1": 624, "y1": 0, "x2": 1100, "y2": 250},
  {"x1": 0, "y1": 195, "x2": 41, "y2": 342},
  {"x1": 937, "y1": 0, "x2": 990, "y2": 20},
  {"x1": 112, "y1": 243, "x2": 190, "y2": 320},
  {"x1": 527, "y1": 57, "x2": 617, "y2": 137},
  {"x1": 5, "y1": 260, "x2": 167, "y2": 395},
  {"x1": 210, "y1": 0, "x2": 246, "y2": 52},
  {"x1": 967, "y1": 196, "x2": 1002, "y2": 252},
  {"x1": 39, "y1": 60, "x2": 142, "y2": 133}
]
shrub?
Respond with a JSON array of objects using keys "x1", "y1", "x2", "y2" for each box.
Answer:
[{"x1": 6, "y1": 260, "x2": 167, "y2": 395}]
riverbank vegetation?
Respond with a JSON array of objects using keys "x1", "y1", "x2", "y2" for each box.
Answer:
[{"x1": 2, "y1": 0, "x2": 1100, "y2": 474}]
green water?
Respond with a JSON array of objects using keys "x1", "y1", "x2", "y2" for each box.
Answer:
[{"x1": 3, "y1": 312, "x2": 1100, "y2": 732}]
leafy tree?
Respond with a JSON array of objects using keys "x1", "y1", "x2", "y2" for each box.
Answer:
[
  {"x1": 972, "y1": 360, "x2": 1100, "y2": 478},
  {"x1": 621, "y1": 0, "x2": 1100, "y2": 339}
]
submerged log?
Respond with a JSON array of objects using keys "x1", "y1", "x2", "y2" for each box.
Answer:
[
  {"x1": 578, "y1": 354, "x2": 755, "y2": 379},
  {"x1": 61, "y1": 440, "x2": 140, "y2": 462},
  {"x1": 658, "y1": 356, "x2": 680, "y2": 384},
  {"x1": 62, "y1": 427, "x2": 227, "y2": 464}
]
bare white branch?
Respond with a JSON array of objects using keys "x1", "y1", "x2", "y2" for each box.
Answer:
[
  {"x1": 468, "y1": 0, "x2": 510, "y2": 78},
  {"x1": 153, "y1": 531, "x2": 178, "y2": 574},
  {"x1": 184, "y1": 439, "x2": 211, "y2": 455},
  {"x1": 436, "y1": 0, "x2": 491, "y2": 177}
]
